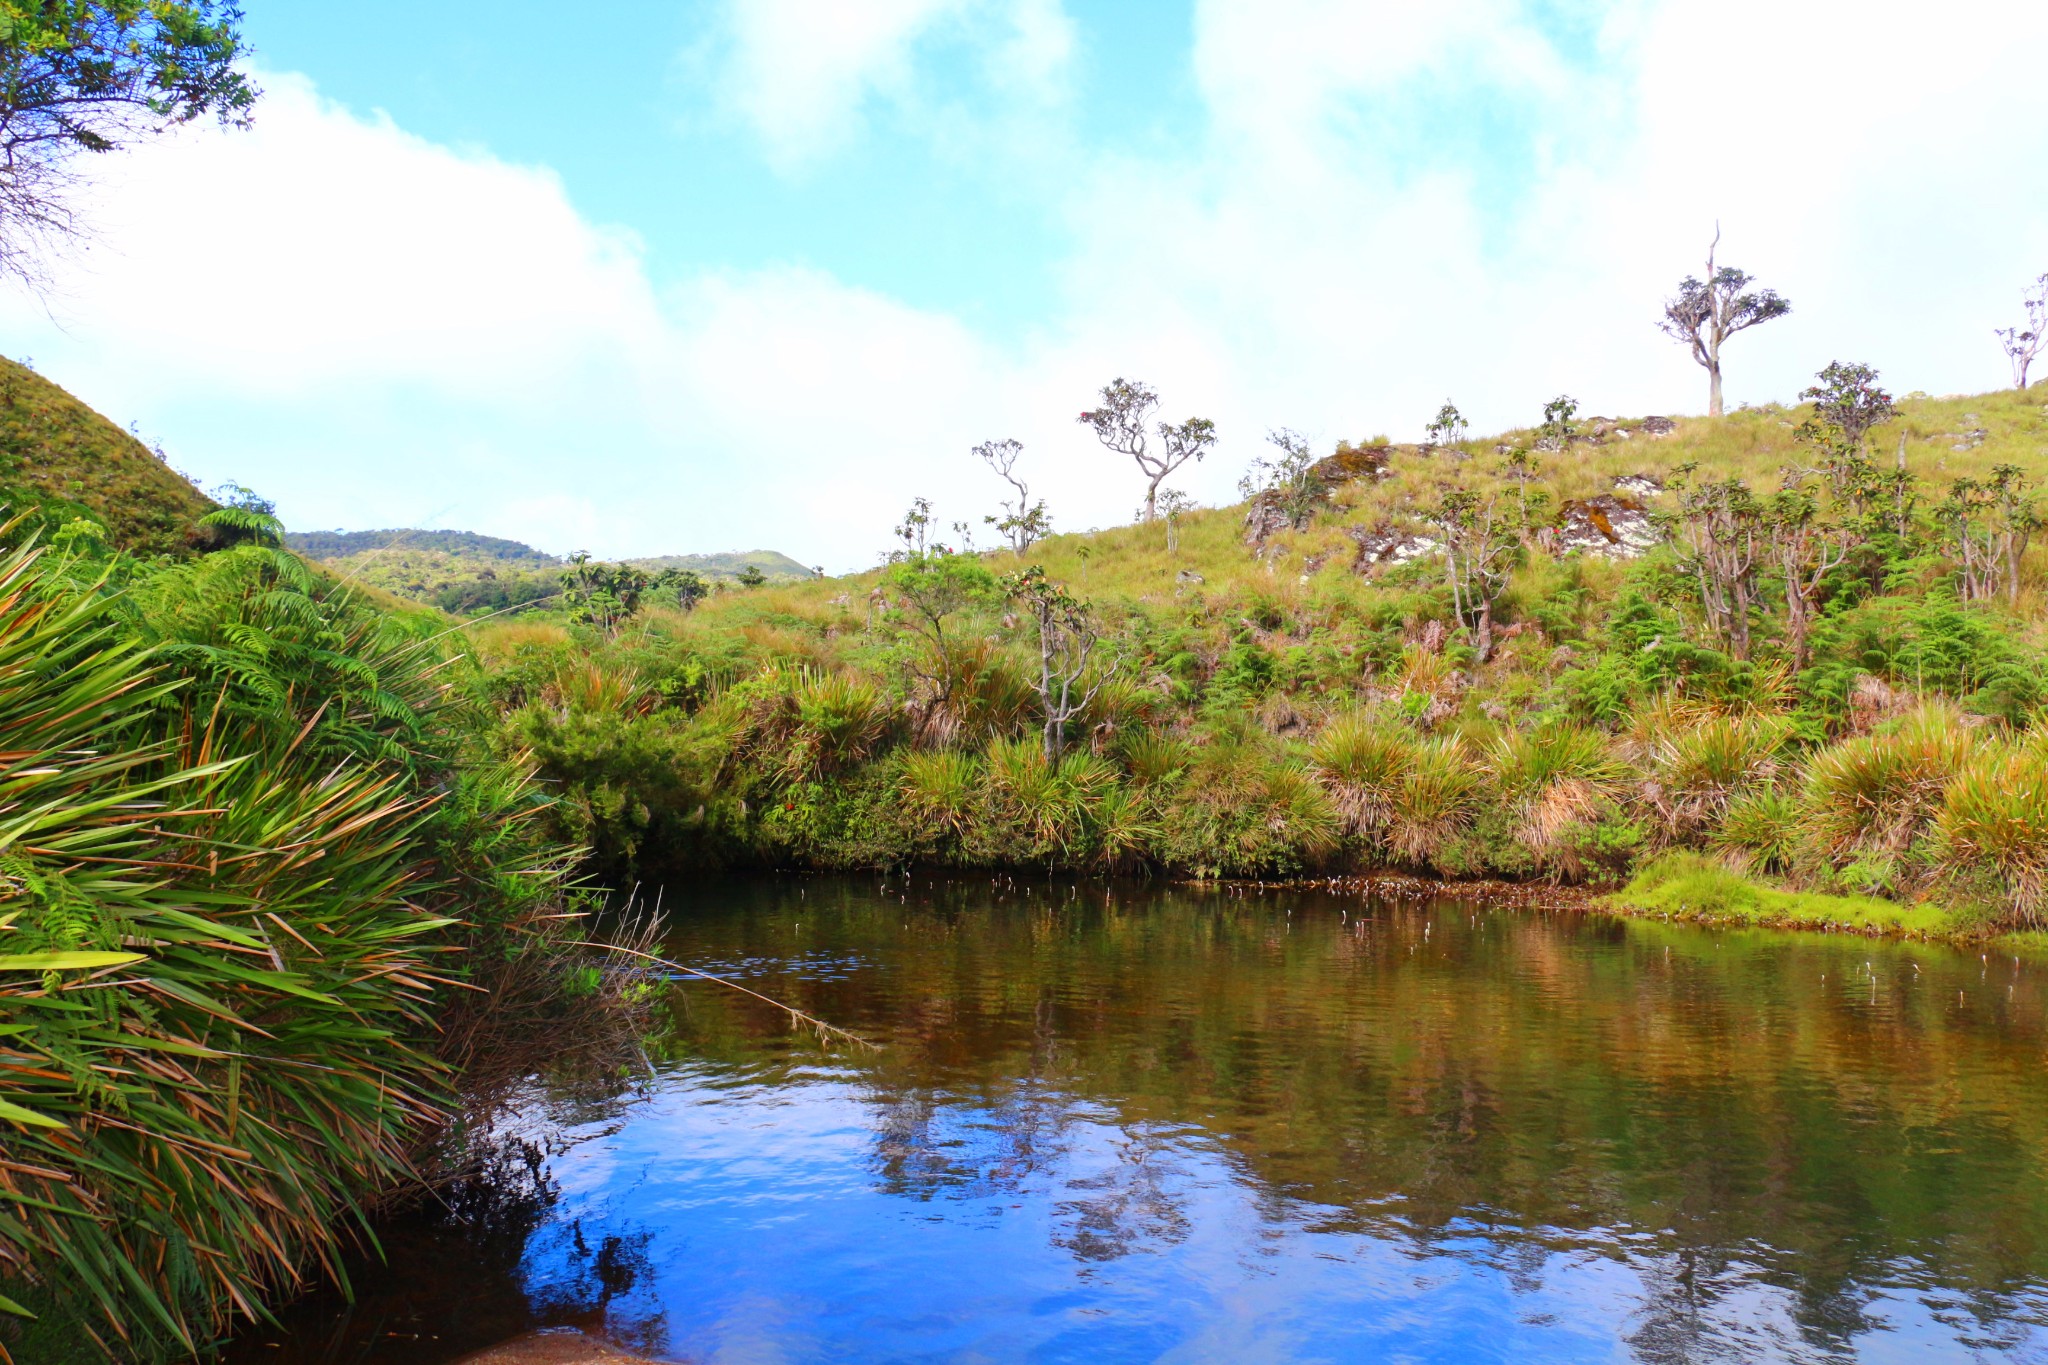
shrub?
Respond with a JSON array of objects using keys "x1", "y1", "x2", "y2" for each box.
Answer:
[
  {"x1": 1801, "y1": 703, "x2": 1983, "y2": 888},
  {"x1": 1308, "y1": 713, "x2": 1412, "y2": 837},
  {"x1": 1930, "y1": 744, "x2": 2048, "y2": 923},
  {"x1": 1646, "y1": 714, "x2": 1790, "y2": 842},
  {"x1": 1488, "y1": 724, "x2": 1632, "y2": 879}
]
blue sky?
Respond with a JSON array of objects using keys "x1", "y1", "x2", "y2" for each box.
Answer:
[{"x1": 1, "y1": 0, "x2": 2043, "y2": 568}]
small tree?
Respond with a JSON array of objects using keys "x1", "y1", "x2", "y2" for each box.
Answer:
[
  {"x1": 973, "y1": 438, "x2": 1051, "y2": 554},
  {"x1": 0, "y1": 3, "x2": 256, "y2": 290},
  {"x1": 1799, "y1": 361, "x2": 1895, "y2": 449},
  {"x1": 736, "y1": 563, "x2": 767, "y2": 588},
  {"x1": 1658, "y1": 228, "x2": 1791, "y2": 417},
  {"x1": 560, "y1": 553, "x2": 653, "y2": 636},
  {"x1": 1497, "y1": 446, "x2": 1542, "y2": 527},
  {"x1": 1765, "y1": 481, "x2": 1848, "y2": 669},
  {"x1": 1796, "y1": 361, "x2": 1895, "y2": 505},
  {"x1": 1427, "y1": 487, "x2": 1517, "y2": 663},
  {"x1": 1996, "y1": 274, "x2": 2047, "y2": 390},
  {"x1": 1424, "y1": 399, "x2": 1469, "y2": 450},
  {"x1": 1538, "y1": 394, "x2": 1579, "y2": 451},
  {"x1": 1004, "y1": 564, "x2": 1116, "y2": 760},
  {"x1": 1938, "y1": 465, "x2": 2038, "y2": 605},
  {"x1": 883, "y1": 500, "x2": 999, "y2": 741},
  {"x1": 1078, "y1": 377, "x2": 1217, "y2": 521},
  {"x1": 1237, "y1": 428, "x2": 1322, "y2": 531},
  {"x1": 1157, "y1": 487, "x2": 1195, "y2": 554},
  {"x1": 671, "y1": 569, "x2": 708, "y2": 613},
  {"x1": 1664, "y1": 469, "x2": 1765, "y2": 659}
]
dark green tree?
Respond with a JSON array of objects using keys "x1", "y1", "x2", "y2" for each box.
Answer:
[{"x1": 1658, "y1": 228, "x2": 1790, "y2": 416}]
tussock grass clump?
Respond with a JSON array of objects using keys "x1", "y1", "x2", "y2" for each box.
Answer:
[
  {"x1": 1388, "y1": 736, "x2": 1482, "y2": 868},
  {"x1": 1309, "y1": 713, "x2": 1412, "y2": 836},
  {"x1": 1489, "y1": 724, "x2": 1633, "y2": 879},
  {"x1": 1157, "y1": 735, "x2": 1339, "y2": 877},
  {"x1": 1801, "y1": 704, "x2": 1985, "y2": 889},
  {"x1": 1931, "y1": 745, "x2": 2048, "y2": 923},
  {"x1": 1646, "y1": 714, "x2": 1791, "y2": 842}
]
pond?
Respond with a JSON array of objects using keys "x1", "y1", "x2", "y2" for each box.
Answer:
[{"x1": 223, "y1": 876, "x2": 2048, "y2": 1364}]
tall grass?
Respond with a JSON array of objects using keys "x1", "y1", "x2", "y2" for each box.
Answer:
[
  {"x1": 0, "y1": 538, "x2": 595, "y2": 1361},
  {"x1": 1801, "y1": 704, "x2": 1984, "y2": 887}
]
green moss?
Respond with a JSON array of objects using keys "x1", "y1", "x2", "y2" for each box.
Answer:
[{"x1": 1608, "y1": 853, "x2": 1968, "y2": 937}]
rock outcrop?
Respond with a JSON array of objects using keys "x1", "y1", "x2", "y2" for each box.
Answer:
[
  {"x1": 1346, "y1": 521, "x2": 1441, "y2": 572},
  {"x1": 1552, "y1": 494, "x2": 1658, "y2": 558}
]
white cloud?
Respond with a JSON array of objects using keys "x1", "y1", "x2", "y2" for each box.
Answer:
[{"x1": 1, "y1": 0, "x2": 2044, "y2": 573}]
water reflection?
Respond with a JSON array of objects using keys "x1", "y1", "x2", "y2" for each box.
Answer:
[{"x1": 228, "y1": 877, "x2": 2048, "y2": 1363}]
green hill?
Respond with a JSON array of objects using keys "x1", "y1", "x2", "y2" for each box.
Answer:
[
  {"x1": 286, "y1": 527, "x2": 559, "y2": 564},
  {"x1": 0, "y1": 356, "x2": 215, "y2": 555},
  {"x1": 625, "y1": 549, "x2": 815, "y2": 581}
]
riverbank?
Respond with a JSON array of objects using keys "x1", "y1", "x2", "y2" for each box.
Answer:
[{"x1": 1275, "y1": 860, "x2": 2048, "y2": 960}]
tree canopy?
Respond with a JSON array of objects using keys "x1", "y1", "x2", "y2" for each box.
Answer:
[{"x1": 0, "y1": 0, "x2": 255, "y2": 287}]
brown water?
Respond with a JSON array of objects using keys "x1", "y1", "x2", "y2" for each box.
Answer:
[{"x1": 224, "y1": 876, "x2": 2048, "y2": 1363}]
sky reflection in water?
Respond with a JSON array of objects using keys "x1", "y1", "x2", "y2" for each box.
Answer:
[{"x1": 231, "y1": 877, "x2": 2048, "y2": 1363}]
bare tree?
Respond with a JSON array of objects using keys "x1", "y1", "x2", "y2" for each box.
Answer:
[
  {"x1": 1077, "y1": 377, "x2": 1217, "y2": 521},
  {"x1": 1938, "y1": 465, "x2": 2038, "y2": 605},
  {"x1": 1997, "y1": 274, "x2": 2047, "y2": 390},
  {"x1": 1004, "y1": 564, "x2": 1117, "y2": 760},
  {"x1": 1665, "y1": 468, "x2": 1766, "y2": 659},
  {"x1": 0, "y1": 4, "x2": 256, "y2": 291},
  {"x1": 1766, "y1": 481, "x2": 1848, "y2": 669},
  {"x1": 1658, "y1": 227, "x2": 1791, "y2": 417},
  {"x1": 974, "y1": 438, "x2": 1051, "y2": 554},
  {"x1": 1428, "y1": 487, "x2": 1517, "y2": 664}
]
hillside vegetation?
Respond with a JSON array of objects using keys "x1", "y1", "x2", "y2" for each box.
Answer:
[
  {"x1": 0, "y1": 372, "x2": 621, "y2": 1363},
  {"x1": 289, "y1": 532, "x2": 815, "y2": 616},
  {"x1": 0, "y1": 357, "x2": 215, "y2": 554},
  {"x1": 459, "y1": 378, "x2": 2048, "y2": 935}
]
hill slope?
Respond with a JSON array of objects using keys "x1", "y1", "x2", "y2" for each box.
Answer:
[
  {"x1": 625, "y1": 549, "x2": 814, "y2": 581},
  {"x1": 0, "y1": 356, "x2": 215, "y2": 554},
  {"x1": 286, "y1": 527, "x2": 559, "y2": 564}
]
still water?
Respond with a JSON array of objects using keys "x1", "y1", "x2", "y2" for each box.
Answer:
[{"x1": 226, "y1": 877, "x2": 2048, "y2": 1363}]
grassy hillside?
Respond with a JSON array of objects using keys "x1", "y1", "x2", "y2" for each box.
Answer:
[
  {"x1": 625, "y1": 548, "x2": 815, "y2": 581},
  {"x1": 0, "y1": 356, "x2": 215, "y2": 554},
  {"x1": 286, "y1": 527, "x2": 559, "y2": 564},
  {"x1": 289, "y1": 532, "x2": 815, "y2": 617},
  {"x1": 455, "y1": 377, "x2": 2048, "y2": 932}
]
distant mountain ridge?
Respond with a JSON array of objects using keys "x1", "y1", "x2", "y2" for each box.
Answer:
[
  {"x1": 625, "y1": 550, "x2": 815, "y2": 581},
  {"x1": 286, "y1": 528, "x2": 559, "y2": 564},
  {"x1": 286, "y1": 530, "x2": 813, "y2": 582}
]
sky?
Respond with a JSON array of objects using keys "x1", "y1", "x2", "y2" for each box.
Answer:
[{"x1": 0, "y1": 0, "x2": 2043, "y2": 570}]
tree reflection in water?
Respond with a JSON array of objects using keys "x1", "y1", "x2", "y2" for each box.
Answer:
[{"x1": 227, "y1": 876, "x2": 2048, "y2": 1362}]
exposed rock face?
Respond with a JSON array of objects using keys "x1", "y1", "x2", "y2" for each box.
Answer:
[
  {"x1": 1553, "y1": 494, "x2": 1658, "y2": 558},
  {"x1": 1241, "y1": 494, "x2": 1298, "y2": 548},
  {"x1": 1945, "y1": 428, "x2": 1989, "y2": 451},
  {"x1": 1613, "y1": 473, "x2": 1665, "y2": 498},
  {"x1": 1638, "y1": 415, "x2": 1678, "y2": 437},
  {"x1": 1346, "y1": 521, "x2": 1441, "y2": 573},
  {"x1": 1309, "y1": 443, "x2": 1393, "y2": 484},
  {"x1": 1242, "y1": 442, "x2": 1396, "y2": 550}
]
